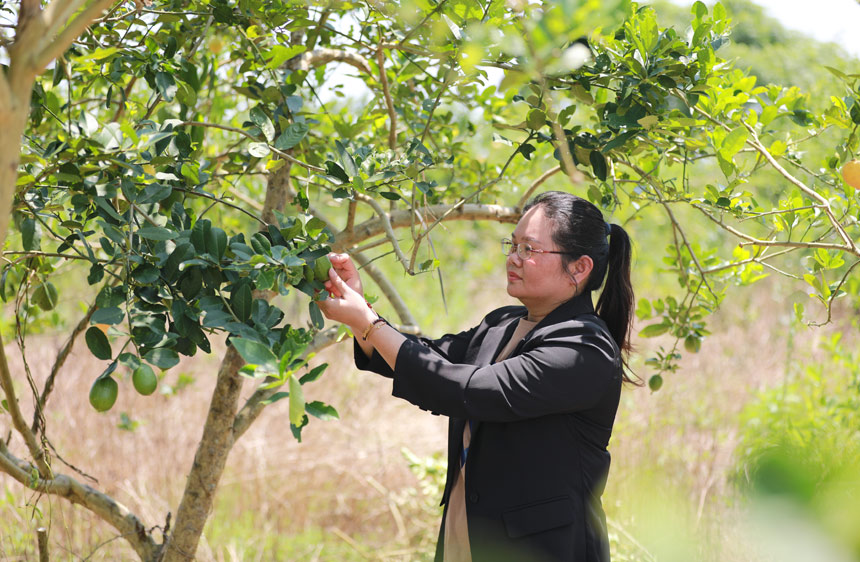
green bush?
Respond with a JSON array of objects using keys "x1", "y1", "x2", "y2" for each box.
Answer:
[{"x1": 734, "y1": 331, "x2": 860, "y2": 558}]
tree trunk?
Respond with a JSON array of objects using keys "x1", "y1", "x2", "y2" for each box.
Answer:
[
  {"x1": 160, "y1": 346, "x2": 245, "y2": 561},
  {"x1": 0, "y1": 94, "x2": 28, "y2": 253}
]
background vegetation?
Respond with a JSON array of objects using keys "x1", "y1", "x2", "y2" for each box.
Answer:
[{"x1": 2, "y1": 0, "x2": 859, "y2": 560}]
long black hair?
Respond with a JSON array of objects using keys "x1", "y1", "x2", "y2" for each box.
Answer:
[{"x1": 523, "y1": 191, "x2": 638, "y2": 382}]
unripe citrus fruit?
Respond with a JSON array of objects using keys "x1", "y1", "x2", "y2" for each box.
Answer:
[
  {"x1": 89, "y1": 377, "x2": 118, "y2": 412},
  {"x1": 841, "y1": 159, "x2": 860, "y2": 189},
  {"x1": 648, "y1": 374, "x2": 663, "y2": 392},
  {"x1": 313, "y1": 255, "x2": 333, "y2": 282},
  {"x1": 32, "y1": 282, "x2": 58, "y2": 311},
  {"x1": 132, "y1": 365, "x2": 158, "y2": 396}
]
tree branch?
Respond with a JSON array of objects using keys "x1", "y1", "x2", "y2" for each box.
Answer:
[
  {"x1": 0, "y1": 333, "x2": 50, "y2": 477},
  {"x1": 231, "y1": 327, "x2": 342, "y2": 439},
  {"x1": 739, "y1": 121, "x2": 859, "y2": 256},
  {"x1": 376, "y1": 47, "x2": 397, "y2": 149},
  {"x1": 691, "y1": 202, "x2": 852, "y2": 252},
  {"x1": 285, "y1": 48, "x2": 372, "y2": 74},
  {"x1": 32, "y1": 0, "x2": 116, "y2": 73},
  {"x1": 0, "y1": 444, "x2": 159, "y2": 560},
  {"x1": 352, "y1": 252, "x2": 418, "y2": 328},
  {"x1": 32, "y1": 302, "x2": 98, "y2": 434},
  {"x1": 516, "y1": 166, "x2": 561, "y2": 209},
  {"x1": 333, "y1": 203, "x2": 520, "y2": 252},
  {"x1": 353, "y1": 193, "x2": 411, "y2": 271},
  {"x1": 179, "y1": 121, "x2": 326, "y2": 174}
]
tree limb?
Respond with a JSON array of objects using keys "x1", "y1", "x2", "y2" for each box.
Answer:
[
  {"x1": 0, "y1": 444, "x2": 159, "y2": 560},
  {"x1": 0, "y1": 333, "x2": 50, "y2": 477},
  {"x1": 32, "y1": 302, "x2": 98, "y2": 434},
  {"x1": 352, "y1": 252, "x2": 418, "y2": 328},
  {"x1": 32, "y1": 0, "x2": 116, "y2": 74},
  {"x1": 285, "y1": 48, "x2": 372, "y2": 74},
  {"x1": 231, "y1": 327, "x2": 342, "y2": 440},
  {"x1": 333, "y1": 203, "x2": 520, "y2": 252},
  {"x1": 516, "y1": 165, "x2": 561, "y2": 209},
  {"x1": 739, "y1": 121, "x2": 859, "y2": 256},
  {"x1": 353, "y1": 193, "x2": 411, "y2": 271},
  {"x1": 376, "y1": 47, "x2": 397, "y2": 149}
]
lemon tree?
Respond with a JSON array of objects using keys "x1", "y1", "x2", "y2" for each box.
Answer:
[{"x1": 0, "y1": 1, "x2": 859, "y2": 560}]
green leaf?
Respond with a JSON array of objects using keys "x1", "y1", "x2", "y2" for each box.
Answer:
[
  {"x1": 324, "y1": 161, "x2": 349, "y2": 183},
  {"x1": 265, "y1": 44, "x2": 306, "y2": 69},
  {"x1": 231, "y1": 338, "x2": 279, "y2": 375},
  {"x1": 144, "y1": 348, "x2": 180, "y2": 370},
  {"x1": 299, "y1": 363, "x2": 328, "y2": 384},
  {"x1": 155, "y1": 71, "x2": 177, "y2": 101},
  {"x1": 719, "y1": 126, "x2": 748, "y2": 161},
  {"x1": 274, "y1": 123, "x2": 309, "y2": 150},
  {"x1": 289, "y1": 375, "x2": 305, "y2": 427},
  {"x1": 248, "y1": 142, "x2": 270, "y2": 158},
  {"x1": 249, "y1": 105, "x2": 275, "y2": 142},
  {"x1": 589, "y1": 150, "x2": 608, "y2": 182},
  {"x1": 306, "y1": 401, "x2": 339, "y2": 421},
  {"x1": 137, "y1": 226, "x2": 177, "y2": 241},
  {"x1": 207, "y1": 226, "x2": 228, "y2": 260},
  {"x1": 85, "y1": 327, "x2": 112, "y2": 360},
  {"x1": 309, "y1": 300, "x2": 324, "y2": 330},
  {"x1": 231, "y1": 284, "x2": 253, "y2": 322},
  {"x1": 21, "y1": 218, "x2": 40, "y2": 251},
  {"x1": 139, "y1": 183, "x2": 173, "y2": 204},
  {"x1": 91, "y1": 307, "x2": 125, "y2": 325},
  {"x1": 640, "y1": 322, "x2": 671, "y2": 338},
  {"x1": 336, "y1": 140, "x2": 358, "y2": 178}
]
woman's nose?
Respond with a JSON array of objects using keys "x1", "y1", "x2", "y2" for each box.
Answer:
[{"x1": 506, "y1": 251, "x2": 522, "y2": 266}]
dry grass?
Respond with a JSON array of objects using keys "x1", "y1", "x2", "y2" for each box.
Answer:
[{"x1": 0, "y1": 279, "x2": 852, "y2": 561}]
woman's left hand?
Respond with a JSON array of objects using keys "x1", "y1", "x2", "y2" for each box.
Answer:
[{"x1": 317, "y1": 267, "x2": 376, "y2": 330}]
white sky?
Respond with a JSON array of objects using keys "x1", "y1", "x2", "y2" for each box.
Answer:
[{"x1": 752, "y1": 0, "x2": 860, "y2": 57}]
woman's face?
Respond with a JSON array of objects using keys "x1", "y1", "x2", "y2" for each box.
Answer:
[{"x1": 506, "y1": 205, "x2": 578, "y2": 311}]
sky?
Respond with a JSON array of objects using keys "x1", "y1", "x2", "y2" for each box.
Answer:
[{"x1": 752, "y1": 0, "x2": 860, "y2": 57}]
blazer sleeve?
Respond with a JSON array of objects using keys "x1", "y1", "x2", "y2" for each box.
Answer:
[
  {"x1": 353, "y1": 323, "x2": 479, "y2": 379},
  {"x1": 390, "y1": 320, "x2": 620, "y2": 422}
]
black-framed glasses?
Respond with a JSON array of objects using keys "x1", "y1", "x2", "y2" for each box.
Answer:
[{"x1": 501, "y1": 238, "x2": 568, "y2": 260}]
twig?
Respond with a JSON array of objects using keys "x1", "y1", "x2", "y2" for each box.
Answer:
[
  {"x1": 354, "y1": 193, "x2": 411, "y2": 272},
  {"x1": 32, "y1": 301, "x2": 97, "y2": 434},
  {"x1": 376, "y1": 46, "x2": 397, "y2": 149},
  {"x1": 0, "y1": 332, "x2": 51, "y2": 476},
  {"x1": 345, "y1": 200, "x2": 357, "y2": 232},
  {"x1": 809, "y1": 258, "x2": 860, "y2": 327},
  {"x1": 516, "y1": 166, "x2": 561, "y2": 209},
  {"x1": 352, "y1": 252, "x2": 418, "y2": 327},
  {"x1": 179, "y1": 121, "x2": 326, "y2": 173}
]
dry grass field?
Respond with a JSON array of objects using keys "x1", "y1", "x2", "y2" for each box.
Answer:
[{"x1": 0, "y1": 277, "x2": 853, "y2": 561}]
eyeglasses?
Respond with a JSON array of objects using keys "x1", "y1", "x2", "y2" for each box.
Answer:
[{"x1": 501, "y1": 238, "x2": 569, "y2": 260}]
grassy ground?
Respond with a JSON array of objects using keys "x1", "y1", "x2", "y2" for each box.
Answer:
[{"x1": 0, "y1": 267, "x2": 854, "y2": 561}]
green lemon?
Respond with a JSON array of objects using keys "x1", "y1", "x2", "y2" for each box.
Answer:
[
  {"x1": 32, "y1": 282, "x2": 58, "y2": 311},
  {"x1": 132, "y1": 365, "x2": 158, "y2": 396},
  {"x1": 648, "y1": 374, "x2": 663, "y2": 392},
  {"x1": 313, "y1": 255, "x2": 332, "y2": 282},
  {"x1": 89, "y1": 377, "x2": 118, "y2": 412}
]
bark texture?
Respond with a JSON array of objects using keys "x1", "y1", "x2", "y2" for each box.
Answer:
[{"x1": 161, "y1": 346, "x2": 245, "y2": 561}]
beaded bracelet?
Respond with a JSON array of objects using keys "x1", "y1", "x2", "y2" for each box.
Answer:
[{"x1": 362, "y1": 317, "x2": 387, "y2": 341}]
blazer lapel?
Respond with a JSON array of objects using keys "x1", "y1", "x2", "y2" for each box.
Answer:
[{"x1": 474, "y1": 315, "x2": 521, "y2": 366}]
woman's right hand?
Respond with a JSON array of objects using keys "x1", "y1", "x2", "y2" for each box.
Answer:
[{"x1": 324, "y1": 253, "x2": 363, "y2": 298}]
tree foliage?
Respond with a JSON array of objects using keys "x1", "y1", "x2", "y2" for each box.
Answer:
[{"x1": 1, "y1": 0, "x2": 859, "y2": 558}]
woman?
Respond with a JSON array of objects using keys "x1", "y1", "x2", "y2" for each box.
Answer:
[{"x1": 318, "y1": 191, "x2": 635, "y2": 562}]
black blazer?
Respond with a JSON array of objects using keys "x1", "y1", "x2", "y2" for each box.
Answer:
[{"x1": 354, "y1": 292, "x2": 621, "y2": 562}]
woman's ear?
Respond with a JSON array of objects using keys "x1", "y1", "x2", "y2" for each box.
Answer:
[{"x1": 568, "y1": 255, "x2": 594, "y2": 286}]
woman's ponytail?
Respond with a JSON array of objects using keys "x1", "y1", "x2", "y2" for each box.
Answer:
[{"x1": 595, "y1": 223, "x2": 637, "y2": 382}]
